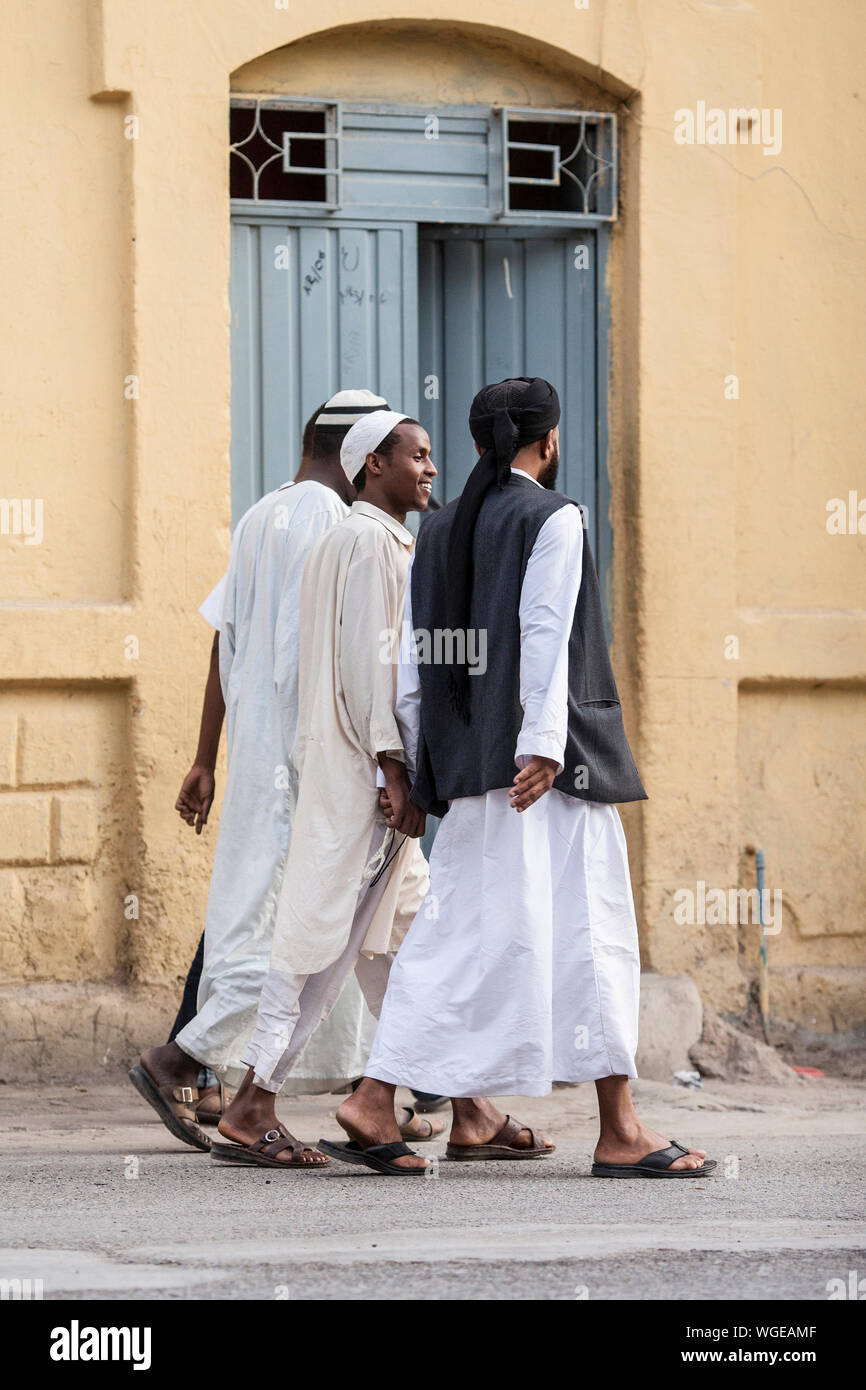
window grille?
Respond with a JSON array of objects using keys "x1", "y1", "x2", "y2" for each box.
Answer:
[
  {"x1": 502, "y1": 109, "x2": 616, "y2": 221},
  {"x1": 230, "y1": 98, "x2": 340, "y2": 208}
]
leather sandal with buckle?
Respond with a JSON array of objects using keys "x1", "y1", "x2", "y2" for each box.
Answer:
[
  {"x1": 128, "y1": 1063, "x2": 211, "y2": 1152},
  {"x1": 211, "y1": 1124, "x2": 330, "y2": 1169},
  {"x1": 195, "y1": 1079, "x2": 235, "y2": 1127}
]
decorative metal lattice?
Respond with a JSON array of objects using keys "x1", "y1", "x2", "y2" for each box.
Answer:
[
  {"x1": 503, "y1": 109, "x2": 616, "y2": 221},
  {"x1": 230, "y1": 98, "x2": 340, "y2": 207}
]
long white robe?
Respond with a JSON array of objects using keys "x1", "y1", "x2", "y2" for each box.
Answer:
[
  {"x1": 365, "y1": 472, "x2": 641, "y2": 1097},
  {"x1": 176, "y1": 481, "x2": 377, "y2": 1090},
  {"x1": 270, "y1": 501, "x2": 429, "y2": 978}
]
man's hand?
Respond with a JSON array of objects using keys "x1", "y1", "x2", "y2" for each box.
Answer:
[
  {"x1": 509, "y1": 755, "x2": 559, "y2": 812},
  {"x1": 378, "y1": 758, "x2": 426, "y2": 838},
  {"x1": 175, "y1": 764, "x2": 216, "y2": 834}
]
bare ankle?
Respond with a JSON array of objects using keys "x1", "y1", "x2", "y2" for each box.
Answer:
[{"x1": 600, "y1": 1117, "x2": 641, "y2": 1144}]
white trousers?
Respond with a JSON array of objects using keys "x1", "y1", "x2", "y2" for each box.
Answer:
[
  {"x1": 175, "y1": 893, "x2": 377, "y2": 1095},
  {"x1": 244, "y1": 825, "x2": 396, "y2": 1093}
]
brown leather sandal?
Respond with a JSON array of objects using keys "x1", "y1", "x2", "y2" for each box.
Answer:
[
  {"x1": 195, "y1": 1080, "x2": 235, "y2": 1127},
  {"x1": 445, "y1": 1114, "x2": 555, "y2": 1161},
  {"x1": 128, "y1": 1063, "x2": 211, "y2": 1152},
  {"x1": 210, "y1": 1124, "x2": 330, "y2": 1169},
  {"x1": 398, "y1": 1106, "x2": 445, "y2": 1142}
]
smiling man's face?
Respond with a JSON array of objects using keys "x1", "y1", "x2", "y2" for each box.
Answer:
[{"x1": 370, "y1": 422, "x2": 438, "y2": 515}]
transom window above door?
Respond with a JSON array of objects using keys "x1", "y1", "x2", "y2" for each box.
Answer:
[
  {"x1": 229, "y1": 99, "x2": 617, "y2": 224},
  {"x1": 230, "y1": 98, "x2": 340, "y2": 208}
]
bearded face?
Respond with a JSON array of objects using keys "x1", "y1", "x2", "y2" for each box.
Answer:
[{"x1": 539, "y1": 439, "x2": 560, "y2": 491}]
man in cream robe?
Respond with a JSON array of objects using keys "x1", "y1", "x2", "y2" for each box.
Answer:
[
  {"x1": 269, "y1": 499, "x2": 426, "y2": 980},
  {"x1": 215, "y1": 412, "x2": 435, "y2": 1166}
]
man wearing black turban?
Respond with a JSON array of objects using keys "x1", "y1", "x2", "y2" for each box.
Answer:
[{"x1": 331, "y1": 378, "x2": 714, "y2": 1179}]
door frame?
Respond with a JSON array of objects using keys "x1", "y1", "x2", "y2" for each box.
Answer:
[{"x1": 230, "y1": 100, "x2": 614, "y2": 626}]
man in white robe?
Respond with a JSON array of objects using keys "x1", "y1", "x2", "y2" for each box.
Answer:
[
  {"x1": 333, "y1": 377, "x2": 715, "y2": 1179},
  {"x1": 130, "y1": 392, "x2": 387, "y2": 1150},
  {"x1": 169, "y1": 569, "x2": 379, "y2": 1117}
]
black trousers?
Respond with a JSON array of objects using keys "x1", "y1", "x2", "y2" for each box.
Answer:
[{"x1": 168, "y1": 933, "x2": 204, "y2": 1043}]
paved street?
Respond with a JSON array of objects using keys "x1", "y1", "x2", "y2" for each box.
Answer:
[{"x1": 1, "y1": 1076, "x2": 864, "y2": 1300}]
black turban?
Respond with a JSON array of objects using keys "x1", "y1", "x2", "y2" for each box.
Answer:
[{"x1": 445, "y1": 377, "x2": 561, "y2": 721}]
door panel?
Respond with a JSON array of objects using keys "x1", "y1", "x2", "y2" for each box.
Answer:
[
  {"x1": 230, "y1": 219, "x2": 418, "y2": 522},
  {"x1": 417, "y1": 227, "x2": 599, "y2": 553}
]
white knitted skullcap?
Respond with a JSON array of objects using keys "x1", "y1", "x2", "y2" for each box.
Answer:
[{"x1": 340, "y1": 410, "x2": 410, "y2": 484}]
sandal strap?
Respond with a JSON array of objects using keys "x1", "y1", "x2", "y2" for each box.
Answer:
[
  {"x1": 640, "y1": 1139, "x2": 691, "y2": 1171},
  {"x1": 490, "y1": 1114, "x2": 524, "y2": 1148},
  {"x1": 166, "y1": 1084, "x2": 199, "y2": 1122},
  {"x1": 367, "y1": 1141, "x2": 415, "y2": 1161},
  {"x1": 250, "y1": 1127, "x2": 306, "y2": 1159},
  {"x1": 399, "y1": 1107, "x2": 433, "y2": 1138}
]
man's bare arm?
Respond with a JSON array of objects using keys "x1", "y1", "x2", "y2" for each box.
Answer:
[
  {"x1": 377, "y1": 753, "x2": 426, "y2": 839},
  {"x1": 176, "y1": 630, "x2": 226, "y2": 834}
]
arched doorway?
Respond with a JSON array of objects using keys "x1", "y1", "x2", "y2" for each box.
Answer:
[{"x1": 228, "y1": 24, "x2": 618, "y2": 569}]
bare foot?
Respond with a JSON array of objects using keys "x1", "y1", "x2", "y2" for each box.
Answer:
[
  {"x1": 594, "y1": 1122, "x2": 708, "y2": 1171},
  {"x1": 140, "y1": 1042, "x2": 200, "y2": 1089},
  {"x1": 449, "y1": 1097, "x2": 554, "y2": 1151},
  {"x1": 336, "y1": 1088, "x2": 429, "y2": 1170},
  {"x1": 219, "y1": 1072, "x2": 327, "y2": 1165}
]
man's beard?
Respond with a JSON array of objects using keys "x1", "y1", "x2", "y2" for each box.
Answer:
[{"x1": 538, "y1": 445, "x2": 560, "y2": 490}]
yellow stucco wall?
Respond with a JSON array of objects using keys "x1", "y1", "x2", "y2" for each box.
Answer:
[{"x1": 0, "y1": 0, "x2": 863, "y2": 1072}]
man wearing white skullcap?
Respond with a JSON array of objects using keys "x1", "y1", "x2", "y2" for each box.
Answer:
[
  {"x1": 215, "y1": 412, "x2": 445, "y2": 1168},
  {"x1": 336, "y1": 408, "x2": 411, "y2": 485},
  {"x1": 314, "y1": 389, "x2": 389, "y2": 429},
  {"x1": 132, "y1": 391, "x2": 418, "y2": 1154}
]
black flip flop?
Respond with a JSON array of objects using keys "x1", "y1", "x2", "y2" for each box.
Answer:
[
  {"x1": 591, "y1": 1138, "x2": 717, "y2": 1179},
  {"x1": 317, "y1": 1137, "x2": 430, "y2": 1176}
]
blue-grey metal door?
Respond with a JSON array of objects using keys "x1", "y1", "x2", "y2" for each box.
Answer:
[
  {"x1": 417, "y1": 226, "x2": 604, "y2": 558},
  {"x1": 416, "y1": 225, "x2": 607, "y2": 856},
  {"x1": 230, "y1": 218, "x2": 419, "y2": 522}
]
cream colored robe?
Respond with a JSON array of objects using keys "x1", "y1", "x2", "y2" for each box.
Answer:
[{"x1": 269, "y1": 501, "x2": 429, "y2": 977}]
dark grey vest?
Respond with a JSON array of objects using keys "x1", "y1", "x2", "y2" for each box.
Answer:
[{"x1": 410, "y1": 473, "x2": 646, "y2": 815}]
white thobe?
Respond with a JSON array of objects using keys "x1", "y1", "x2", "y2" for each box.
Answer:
[
  {"x1": 246, "y1": 502, "x2": 429, "y2": 1089},
  {"x1": 197, "y1": 572, "x2": 227, "y2": 629},
  {"x1": 365, "y1": 470, "x2": 641, "y2": 1097},
  {"x1": 269, "y1": 501, "x2": 429, "y2": 978},
  {"x1": 176, "y1": 481, "x2": 378, "y2": 1091}
]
